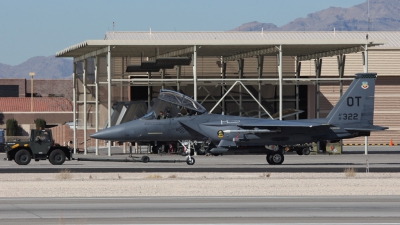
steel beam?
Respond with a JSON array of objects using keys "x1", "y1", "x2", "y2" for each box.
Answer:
[
  {"x1": 107, "y1": 46, "x2": 111, "y2": 156},
  {"x1": 257, "y1": 55, "x2": 264, "y2": 118},
  {"x1": 83, "y1": 59, "x2": 87, "y2": 155},
  {"x1": 337, "y1": 54, "x2": 346, "y2": 97},
  {"x1": 74, "y1": 47, "x2": 108, "y2": 63},
  {"x1": 148, "y1": 46, "x2": 194, "y2": 61},
  {"x1": 314, "y1": 58, "x2": 322, "y2": 119},
  {"x1": 148, "y1": 72, "x2": 152, "y2": 110},
  {"x1": 72, "y1": 62, "x2": 77, "y2": 154},
  {"x1": 296, "y1": 59, "x2": 301, "y2": 120},
  {"x1": 297, "y1": 46, "x2": 364, "y2": 61},
  {"x1": 209, "y1": 81, "x2": 273, "y2": 119},
  {"x1": 95, "y1": 56, "x2": 99, "y2": 155},
  {"x1": 176, "y1": 65, "x2": 181, "y2": 92},
  {"x1": 337, "y1": 54, "x2": 345, "y2": 156},
  {"x1": 193, "y1": 45, "x2": 197, "y2": 101},
  {"x1": 363, "y1": 42, "x2": 369, "y2": 154},
  {"x1": 277, "y1": 45, "x2": 283, "y2": 120},
  {"x1": 161, "y1": 68, "x2": 165, "y2": 89},
  {"x1": 223, "y1": 47, "x2": 278, "y2": 62},
  {"x1": 220, "y1": 57, "x2": 227, "y2": 114},
  {"x1": 237, "y1": 58, "x2": 244, "y2": 116}
]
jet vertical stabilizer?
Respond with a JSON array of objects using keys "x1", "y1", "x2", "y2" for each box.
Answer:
[{"x1": 326, "y1": 73, "x2": 387, "y2": 131}]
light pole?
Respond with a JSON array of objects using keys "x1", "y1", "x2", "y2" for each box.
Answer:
[{"x1": 29, "y1": 72, "x2": 35, "y2": 112}]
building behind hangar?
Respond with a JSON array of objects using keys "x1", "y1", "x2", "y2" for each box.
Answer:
[{"x1": 56, "y1": 31, "x2": 399, "y2": 151}]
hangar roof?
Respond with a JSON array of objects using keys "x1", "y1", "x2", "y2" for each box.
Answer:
[{"x1": 56, "y1": 31, "x2": 388, "y2": 61}]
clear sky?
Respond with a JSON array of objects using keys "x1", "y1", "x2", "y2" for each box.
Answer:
[{"x1": 0, "y1": 0, "x2": 365, "y2": 66}]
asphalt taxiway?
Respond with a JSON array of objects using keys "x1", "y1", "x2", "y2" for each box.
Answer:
[
  {"x1": 1, "y1": 196, "x2": 400, "y2": 224},
  {"x1": 1, "y1": 146, "x2": 400, "y2": 173}
]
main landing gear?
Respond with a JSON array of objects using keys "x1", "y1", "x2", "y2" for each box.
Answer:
[{"x1": 266, "y1": 152, "x2": 284, "y2": 165}]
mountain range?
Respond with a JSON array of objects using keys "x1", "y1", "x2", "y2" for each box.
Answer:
[
  {"x1": 232, "y1": 0, "x2": 400, "y2": 31},
  {"x1": 1, "y1": 0, "x2": 399, "y2": 79},
  {"x1": 0, "y1": 56, "x2": 72, "y2": 79}
]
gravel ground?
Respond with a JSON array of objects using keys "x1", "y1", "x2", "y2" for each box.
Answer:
[{"x1": 1, "y1": 172, "x2": 400, "y2": 197}]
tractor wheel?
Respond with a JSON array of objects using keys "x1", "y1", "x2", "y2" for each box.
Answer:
[
  {"x1": 296, "y1": 149, "x2": 303, "y2": 155},
  {"x1": 15, "y1": 149, "x2": 32, "y2": 165},
  {"x1": 49, "y1": 149, "x2": 66, "y2": 165},
  {"x1": 302, "y1": 147, "x2": 311, "y2": 155}
]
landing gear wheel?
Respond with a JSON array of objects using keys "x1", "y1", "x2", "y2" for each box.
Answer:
[
  {"x1": 49, "y1": 149, "x2": 66, "y2": 165},
  {"x1": 141, "y1": 156, "x2": 150, "y2": 163},
  {"x1": 302, "y1": 147, "x2": 311, "y2": 155},
  {"x1": 266, "y1": 154, "x2": 272, "y2": 164},
  {"x1": 15, "y1": 149, "x2": 31, "y2": 165},
  {"x1": 270, "y1": 153, "x2": 284, "y2": 165},
  {"x1": 186, "y1": 157, "x2": 195, "y2": 165}
]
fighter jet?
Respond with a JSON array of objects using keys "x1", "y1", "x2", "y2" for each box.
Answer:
[{"x1": 91, "y1": 73, "x2": 388, "y2": 165}]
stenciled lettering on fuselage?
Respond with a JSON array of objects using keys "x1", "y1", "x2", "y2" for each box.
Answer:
[{"x1": 338, "y1": 96, "x2": 362, "y2": 121}]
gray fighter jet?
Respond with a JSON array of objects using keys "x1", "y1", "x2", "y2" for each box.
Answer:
[{"x1": 91, "y1": 73, "x2": 388, "y2": 165}]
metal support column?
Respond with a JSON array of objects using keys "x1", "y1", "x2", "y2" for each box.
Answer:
[
  {"x1": 107, "y1": 46, "x2": 112, "y2": 156},
  {"x1": 363, "y1": 42, "x2": 369, "y2": 154},
  {"x1": 161, "y1": 68, "x2": 165, "y2": 90},
  {"x1": 221, "y1": 58, "x2": 227, "y2": 113},
  {"x1": 147, "y1": 72, "x2": 152, "y2": 110},
  {"x1": 277, "y1": 45, "x2": 283, "y2": 120},
  {"x1": 314, "y1": 58, "x2": 322, "y2": 119},
  {"x1": 314, "y1": 58, "x2": 322, "y2": 152},
  {"x1": 337, "y1": 54, "x2": 346, "y2": 97},
  {"x1": 295, "y1": 59, "x2": 301, "y2": 120},
  {"x1": 193, "y1": 45, "x2": 197, "y2": 101},
  {"x1": 337, "y1": 54, "x2": 346, "y2": 153},
  {"x1": 257, "y1": 56, "x2": 264, "y2": 118},
  {"x1": 95, "y1": 56, "x2": 99, "y2": 155},
  {"x1": 83, "y1": 59, "x2": 87, "y2": 154},
  {"x1": 176, "y1": 65, "x2": 181, "y2": 92},
  {"x1": 237, "y1": 58, "x2": 244, "y2": 116},
  {"x1": 72, "y1": 62, "x2": 77, "y2": 154}
]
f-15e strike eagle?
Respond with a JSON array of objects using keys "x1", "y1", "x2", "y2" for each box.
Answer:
[{"x1": 91, "y1": 73, "x2": 387, "y2": 165}]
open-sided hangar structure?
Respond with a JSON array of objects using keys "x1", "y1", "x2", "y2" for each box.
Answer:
[{"x1": 56, "y1": 31, "x2": 387, "y2": 155}]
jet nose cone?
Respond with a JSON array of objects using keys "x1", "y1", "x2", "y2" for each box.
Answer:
[{"x1": 90, "y1": 124, "x2": 127, "y2": 141}]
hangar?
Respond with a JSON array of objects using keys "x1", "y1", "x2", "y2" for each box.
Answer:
[{"x1": 56, "y1": 31, "x2": 399, "y2": 155}]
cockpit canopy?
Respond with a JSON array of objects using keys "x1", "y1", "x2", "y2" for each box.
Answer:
[{"x1": 158, "y1": 89, "x2": 207, "y2": 114}]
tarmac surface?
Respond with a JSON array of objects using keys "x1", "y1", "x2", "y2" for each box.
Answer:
[
  {"x1": 2, "y1": 146, "x2": 400, "y2": 224},
  {"x1": 1, "y1": 146, "x2": 400, "y2": 173},
  {"x1": 1, "y1": 196, "x2": 400, "y2": 224}
]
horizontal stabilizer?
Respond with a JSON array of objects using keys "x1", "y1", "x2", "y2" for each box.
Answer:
[{"x1": 345, "y1": 126, "x2": 389, "y2": 132}]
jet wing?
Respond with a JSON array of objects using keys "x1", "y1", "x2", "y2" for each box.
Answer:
[
  {"x1": 236, "y1": 120, "x2": 329, "y2": 129},
  {"x1": 222, "y1": 120, "x2": 329, "y2": 134}
]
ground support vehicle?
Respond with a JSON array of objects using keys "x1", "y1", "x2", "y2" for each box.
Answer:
[
  {"x1": 3, "y1": 129, "x2": 73, "y2": 165},
  {"x1": 284, "y1": 144, "x2": 314, "y2": 155}
]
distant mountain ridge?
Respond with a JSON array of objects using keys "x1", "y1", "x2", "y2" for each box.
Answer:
[
  {"x1": 2, "y1": 0, "x2": 400, "y2": 79},
  {"x1": 0, "y1": 56, "x2": 72, "y2": 79},
  {"x1": 232, "y1": 0, "x2": 400, "y2": 31}
]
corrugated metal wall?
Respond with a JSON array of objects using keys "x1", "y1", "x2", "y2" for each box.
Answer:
[
  {"x1": 303, "y1": 49, "x2": 400, "y2": 145},
  {"x1": 80, "y1": 48, "x2": 399, "y2": 145}
]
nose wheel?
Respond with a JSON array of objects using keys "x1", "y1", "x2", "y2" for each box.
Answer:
[{"x1": 186, "y1": 156, "x2": 195, "y2": 165}]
